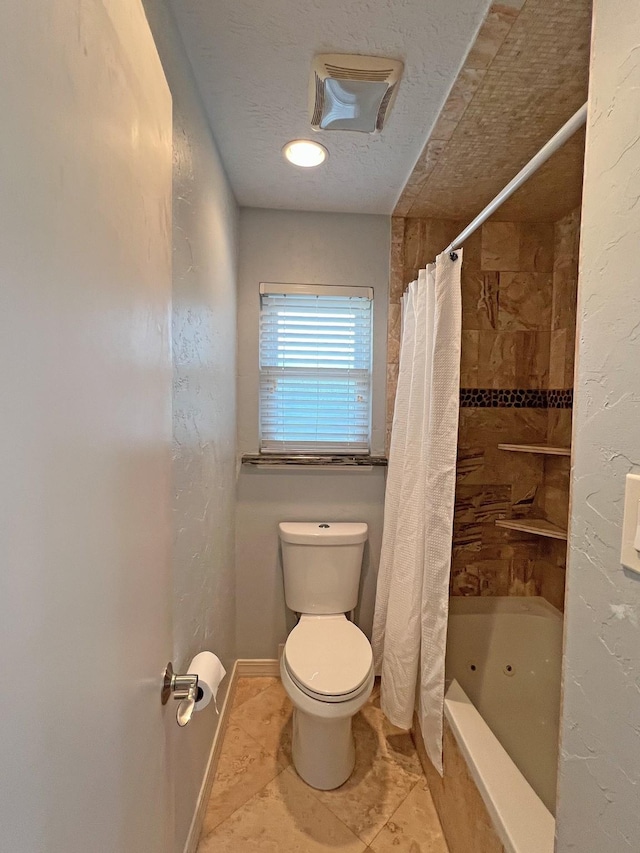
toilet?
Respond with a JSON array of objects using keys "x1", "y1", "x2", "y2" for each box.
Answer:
[{"x1": 278, "y1": 521, "x2": 374, "y2": 790}]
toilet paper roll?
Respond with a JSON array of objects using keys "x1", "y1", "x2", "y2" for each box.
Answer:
[{"x1": 189, "y1": 651, "x2": 226, "y2": 714}]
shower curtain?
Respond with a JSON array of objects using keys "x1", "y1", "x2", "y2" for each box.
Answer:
[{"x1": 372, "y1": 250, "x2": 462, "y2": 775}]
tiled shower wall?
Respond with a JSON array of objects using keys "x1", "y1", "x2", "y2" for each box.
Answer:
[
  {"x1": 536, "y1": 208, "x2": 580, "y2": 610},
  {"x1": 387, "y1": 209, "x2": 580, "y2": 610}
]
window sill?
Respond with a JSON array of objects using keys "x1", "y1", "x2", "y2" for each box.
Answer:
[{"x1": 241, "y1": 454, "x2": 388, "y2": 468}]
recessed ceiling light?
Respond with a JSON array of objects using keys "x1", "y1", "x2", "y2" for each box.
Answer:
[{"x1": 283, "y1": 139, "x2": 328, "y2": 168}]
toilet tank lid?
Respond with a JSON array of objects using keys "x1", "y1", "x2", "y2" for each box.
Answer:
[{"x1": 278, "y1": 522, "x2": 368, "y2": 545}]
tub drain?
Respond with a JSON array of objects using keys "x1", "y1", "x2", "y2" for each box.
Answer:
[{"x1": 503, "y1": 664, "x2": 515, "y2": 677}]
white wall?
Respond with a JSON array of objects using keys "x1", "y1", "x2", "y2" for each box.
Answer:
[
  {"x1": 0, "y1": 2, "x2": 174, "y2": 850},
  {"x1": 236, "y1": 209, "x2": 389, "y2": 658},
  {"x1": 556, "y1": 2, "x2": 640, "y2": 850},
  {"x1": 143, "y1": 3, "x2": 239, "y2": 850}
]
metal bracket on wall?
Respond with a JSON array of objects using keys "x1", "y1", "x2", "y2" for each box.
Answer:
[{"x1": 161, "y1": 662, "x2": 201, "y2": 727}]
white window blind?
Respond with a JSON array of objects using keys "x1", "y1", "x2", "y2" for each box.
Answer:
[{"x1": 259, "y1": 283, "x2": 373, "y2": 454}]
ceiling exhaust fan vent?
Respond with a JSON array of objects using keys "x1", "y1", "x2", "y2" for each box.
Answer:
[
  {"x1": 309, "y1": 54, "x2": 404, "y2": 134},
  {"x1": 311, "y1": 72, "x2": 324, "y2": 127}
]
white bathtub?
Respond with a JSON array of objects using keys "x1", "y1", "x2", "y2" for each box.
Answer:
[{"x1": 444, "y1": 596, "x2": 562, "y2": 853}]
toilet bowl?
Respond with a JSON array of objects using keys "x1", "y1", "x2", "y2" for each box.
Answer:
[
  {"x1": 278, "y1": 522, "x2": 373, "y2": 790},
  {"x1": 281, "y1": 614, "x2": 374, "y2": 790}
]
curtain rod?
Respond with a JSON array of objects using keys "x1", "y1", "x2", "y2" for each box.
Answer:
[{"x1": 444, "y1": 102, "x2": 588, "y2": 256}]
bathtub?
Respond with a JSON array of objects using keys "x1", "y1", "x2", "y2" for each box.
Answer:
[{"x1": 416, "y1": 596, "x2": 562, "y2": 853}]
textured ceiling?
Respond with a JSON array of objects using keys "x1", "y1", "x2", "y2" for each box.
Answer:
[
  {"x1": 168, "y1": 0, "x2": 496, "y2": 214},
  {"x1": 397, "y1": 0, "x2": 592, "y2": 223}
]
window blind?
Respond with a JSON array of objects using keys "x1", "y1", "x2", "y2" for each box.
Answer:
[{"x1": 259, "y1": 284, "x2": 373, "y2": 454}]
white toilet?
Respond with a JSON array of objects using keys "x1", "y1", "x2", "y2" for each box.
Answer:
[{"x1": 278, "y1": 521, "x2": 374, "y2": 790}]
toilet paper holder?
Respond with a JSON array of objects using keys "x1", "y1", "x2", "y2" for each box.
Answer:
[{"x1": 161, "y1": 662, "x2": 202, "y2": 727}]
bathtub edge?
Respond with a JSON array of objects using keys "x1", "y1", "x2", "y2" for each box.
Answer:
[{"x1": 444, "y1": 679, "x2": 555, "y2": 853}]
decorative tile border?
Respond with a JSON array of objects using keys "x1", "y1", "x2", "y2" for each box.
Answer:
[
  {"x1": 547, "y1": 389, "x2": 573, "y2": 408},
  {"x1": 460, "y1": 388, "x2": 573, "y2": 409}
]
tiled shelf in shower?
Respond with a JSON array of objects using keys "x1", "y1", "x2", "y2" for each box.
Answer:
[
  {"x1": 498, "y1": 443, "x2": 571, "y2": 456},
  {"x1": 495, "y1": 517, "x2": 568, "y2": 541}
]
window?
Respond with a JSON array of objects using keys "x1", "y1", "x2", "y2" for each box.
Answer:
[{"x1": 259, "y1": 283, "x2": 373, "y2": 454}]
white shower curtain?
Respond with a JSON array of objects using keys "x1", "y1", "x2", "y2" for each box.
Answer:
[{"x1": 372, "y1": 250, "x2": 462, "y2": 775}]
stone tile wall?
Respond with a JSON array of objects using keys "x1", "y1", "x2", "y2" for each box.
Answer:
[
  {"x1": 533, "y1": 208, "x2": 581, "y2": 609},
  {"x1": 395, "y1": 0, "x2": 591, "y2": 221},
  {"x1": 387, "y1": 209, "x2": 580, "y2": 610}
]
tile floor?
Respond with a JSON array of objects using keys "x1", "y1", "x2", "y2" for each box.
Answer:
[{"x1": 197, "y1": 677, "x2": 449, "y2": 852}]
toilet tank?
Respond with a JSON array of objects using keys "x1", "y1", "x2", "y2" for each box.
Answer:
[{"x1": 278, "y1": 522, "x2": 368, "y2": 614}]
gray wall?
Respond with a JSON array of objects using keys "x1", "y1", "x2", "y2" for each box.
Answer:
[
  {"x1": 236, "y1": 209, "x2": 389, "y2": 658},
  {"x1": 143, "y1": 3, "x2": 239, "y2": 850},
  {"x1": 556, "y1": 1, "x2": 640, "y2": 849}
]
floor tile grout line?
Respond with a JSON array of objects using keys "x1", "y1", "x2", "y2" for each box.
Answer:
[
  {"x1": 209, "y1": 683, "x2": 434, "y2": 852},
  {"x1": 354, "y1": 770, "x2": 425, "y2": 847},
  {"x1": 253, "y1": 690, "x2": 427, "y2": 847},
  {"x1": 230, "y1": 681, "x2": 288, "y2": 725},
  {"x1": 200, "y1": 709, "x2": 291, "y2": 841},
  {"x1": 279, "y1": 765, "x2": 371, "y2": 850},
  {"x1": 203, "y1": 763, "x2": 368, "y2": 851},
  {"x1": 230, "y1": 681, "x2": 295, "y2": 767},
  {"x1": 199, "y1": 765, "x2": 291, "y2": 846},
  {"x1": 365, "y1": 775, "x2": 425, "y2": 851},
  {"x1": 283, "y1": 756, "x2": 424, "y2": 848},
  {"x1": 231, "y1": 678, "x2": 279, "y2": 713}
]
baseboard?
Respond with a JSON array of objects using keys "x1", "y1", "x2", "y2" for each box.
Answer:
[
  {"x1": 236, "y1": 658, "x2": 280, "y2": 677},
  {"x1": 182, "y1": 660, "x2": 239, "y2": 853}
]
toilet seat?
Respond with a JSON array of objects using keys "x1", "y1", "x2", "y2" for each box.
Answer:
[{"x1": 284, "y1": 614, "x2": 373, "y2": 703}]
